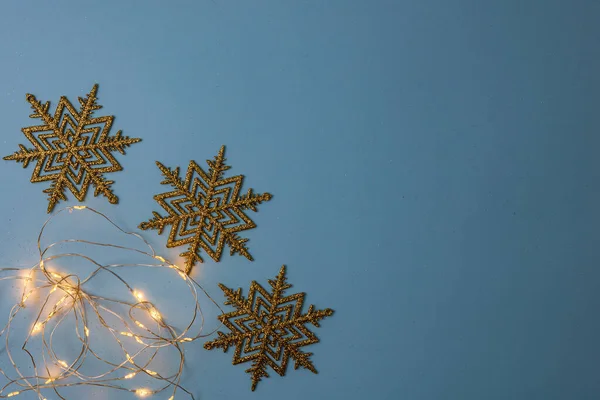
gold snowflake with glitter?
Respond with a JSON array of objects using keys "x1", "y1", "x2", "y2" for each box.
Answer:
[
  {"x1": 204, "y1": 265, "x2": 334, "y2": 391},
  {"x1": 3, "y1": 84, "x2": 141, "y2": 213},
  {"x1": 139, "y1": 146, "x2": 272, "y2": 273}
]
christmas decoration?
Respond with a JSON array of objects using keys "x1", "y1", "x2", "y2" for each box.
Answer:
[
  {"x1": 0, "y1": 206, "x2": 220, "y2": 400},
  {"x1": 139, "y1": 146, "x2": 272, "y2": 273},
  {"x1": 204, "y1": 265, "x2": 334, "y2": 391},
  {"x1": 3, "y1": 84, "x2": 141, "y2": 213}
]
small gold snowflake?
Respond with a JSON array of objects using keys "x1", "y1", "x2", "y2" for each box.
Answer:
[
  {"x1": 204, "y1": 265, "x2": 334, "y2": 391},
  {"x1": 3, "y1": 84, "x2": 141, "y2": 213},
  {"x1": 139, "y1": 146, "x2": 272, "y2": 273}
]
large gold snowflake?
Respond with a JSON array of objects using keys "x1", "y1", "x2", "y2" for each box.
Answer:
[
  {"x1": 3, "y1": 84, "x2": 141, "y2": 213},
  {"x1": 204, "y1": 265, "x2": 334, "y2": 391},
  {"x1": 139, "y1": 146, "x2": 272, "y2": 273}
]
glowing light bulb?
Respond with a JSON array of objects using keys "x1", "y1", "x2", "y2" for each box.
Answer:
[
  {"x1": 121, "y1": 331, "x2": 134, "y2": 337},
  {"x1": 133, "y1": 290, "x2": 144, "y2": 301},
  {"x1": 50, "y1": 285, "x2": 58, "y2": 293},
  {"x1": 181, "y1": 338, "x2": 193, "y2": 342},
  {"x1": 73, "y1": 205, "x2": 87, "y2": 210},
  {"x1": 145, "y1": 369, "x2": 157, "y2": 376},
  {"x1": 84, "y1": 326, "x2": 90, "y2": 337},
  {"x1": 135, "y1": 388, "x2": 152, "y2": 397},
  {"x1": 135, "y1": 336, "x2": 144, "y2": 345},
  {"x1": 7, "y1": 391, "x2": 20, "y2": 397},
  {"x1": 168, "y1": 396, "x2": 174, "y2": 400},
  {"x1": 155, "y1": 255, "x2": 166, "y2": 262},
  {"x1": 32, "y1": 322, "x2": 43, "y2": 334},
  {"x1": 178, "y1": 271, "x2": 187, "y2": 280},
  {"x1": 150, "y1": 308, "x2": 162, "y2": 321},
  {"x1": 45, "y1": 378, "x2": 55, "y2": 384},
  {"x1": 58, "y1": 360, "x2": 68, "y2": 368},
  {"x1": 124, "y1": 372, "x2": 136, "y2": 379},
  {"x1": 51, "y1": 272, "x2": 62, "y2": 279},
  {"x1": 135, "y1": 321, "x2": 146, "y2": 329}
]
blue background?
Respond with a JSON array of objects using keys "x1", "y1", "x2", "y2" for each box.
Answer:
[{"x1": 1, "y1": 1, "x2": 600, "y2": 399}]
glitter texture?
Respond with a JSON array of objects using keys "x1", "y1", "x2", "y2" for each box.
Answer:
[
  {"x1": 139, "y1": 146, "x2": 272, "y2": 273},
  {"x1": 204, "y1": 265, "x2": 334, "y2": 391},
  {"x1": 3, "y1": 84, "x2": 141, "y2": 213}
]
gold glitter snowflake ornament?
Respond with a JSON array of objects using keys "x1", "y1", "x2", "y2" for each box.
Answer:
[
  {"x1": 204, "y1": 265, "x2": 334, "y2": 391},
  {"x1": 3, "y1": 84, "x2": 141, "y2": 213},
  {"x1": 139, "y1": 146, "x2": 272, "y2": 273}
]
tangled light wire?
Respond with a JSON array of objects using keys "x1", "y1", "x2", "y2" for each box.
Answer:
[{"x1": 0, "y1": 206, "x2": 224, "y2": 400}]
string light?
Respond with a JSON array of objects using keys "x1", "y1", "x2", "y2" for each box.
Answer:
[
  {"x1": 135, "y1": 388, "x2": 152, "y2": 397},
  {"x1": 0, "y1": 206, "x2": 224, "y2": 400},
  {"x1": 150, "y1": 307, "x2": 162, "y2": 321},
  {"x1": 31, "y1": 322, "x2": 43, "y2": 335},
  {"x1": 135, "y1": 321, "x2": 147, "y2": 329}
]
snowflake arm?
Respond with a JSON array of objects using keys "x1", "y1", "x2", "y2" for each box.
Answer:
[{"x1": 246, "y1": 358, "x2": 271, "y2": 391}]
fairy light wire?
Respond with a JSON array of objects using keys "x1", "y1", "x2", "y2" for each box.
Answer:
[{"x1": 0, "y1": 206, "x2": 224, "y2": 399}]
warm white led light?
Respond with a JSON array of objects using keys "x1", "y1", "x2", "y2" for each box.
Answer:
[
  {"x1": 31, "y1": 322, "x2": 43, "y2": 334},
  {"x1": 0, "y1": 206, "x2": 208, "y2": 399},
  {"x1": 135, "y1": 388, "x2": 152, "y2": 397},
  {"x1": 150, "y1": 308, "x2": 162, "y2": 321}
]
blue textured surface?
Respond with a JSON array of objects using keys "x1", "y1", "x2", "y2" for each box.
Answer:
[{"x1": 1, "y1": 1, "x2": 600, "y2": 399}]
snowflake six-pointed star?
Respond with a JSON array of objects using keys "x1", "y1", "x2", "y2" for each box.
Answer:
[
  {"x1": 139, "y1": 146, "x2": 272, "y2": 273},
  {"x1": 204, "y1": 265, "x2": 334, "y2": 391},
  {"x1": 3, "y1": 84, "x2": 141, "y2": 213}
]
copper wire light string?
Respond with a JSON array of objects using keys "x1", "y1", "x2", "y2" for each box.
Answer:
[{"x1": 0, "y1": 206, "x2": 224, "y2": 400}]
